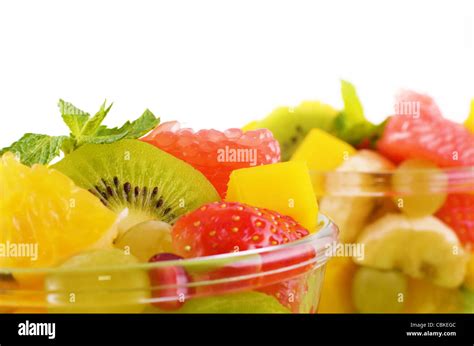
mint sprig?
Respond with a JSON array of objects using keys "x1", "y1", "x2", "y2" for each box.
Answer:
[
  {"x1": 331, "y1": 80, "x2": 386, "y2": 147},
  {"x1": 0, "y1": 100, "x2": 160, "y2": 165}
]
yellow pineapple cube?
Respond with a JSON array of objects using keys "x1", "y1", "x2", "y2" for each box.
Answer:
[
  {"x1": 291, "y1": 128, "x2": 356, "y2": 171},
  {"x1": 226, "y1": 161, "x2": 319, "y2": 232}
]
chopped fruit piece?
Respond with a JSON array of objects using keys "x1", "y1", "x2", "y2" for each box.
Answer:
[
  {"x1": 319, "y1": 150, "x2": 395, "y2": 243},
  {"x1": 226, "y1": 162, "x2": 318, "y2": 232},
  {"x1": 355, "y1": 213, "x2": 468, "y2": 288},
  {"x1": 148, "y1": 253, "x2": 193, "y2": 311},
  {"x1": 377, "y1": 100, "x2": 474, "y2": 166},
  {"x1": 352, "y1": 267, "x2": 407, "y2": 313},
  {"x1": 392, "y1": 159, "x2": 447, "y2": 217},
  {"x1": 53, "y1": 140, "x2": 220, "y2": 232},
  {"x1": 114, "y1": 221, "x2": 173, "y2": 262},
  {"x1": 171, "y1": 201, "x2": 309, "y2": 258},
  {"x1": 403, "y1": 277, "x2": 462, "y2": 313},
  {"x1": 45, "y1": 249, "x2": 150, "y2": 313},
  {"x1": 258, "y1": 278, "x2": 307, "y2": 313},
  {"x1": 464, "y1": 253, "x2": 474, "y2": 291},
  {"x1": 147, "y1": 291, "x2": 290, "y2": 313},
  {"x1": 243, "y1": 102, "x2": 338, "y2": 161},
  {"x1": 291, "y1": 128, "x2": 356, "y2": 171},
  {"x1": 464, "y1": 99, "x2": 474, "y2": 133},
  {"x1": 141, "y1": 122, "x2": 280, "y2": 197},
  {"x1": 0, "y1": 153, "x2": 118, "y2": 273},
  {"x1": 436, "y1": 194, "x2": 474, "y2": 246},
  {"x1": 394, "y1": 89, "x2": 443, "y2": 119},
  {"x1": 318, "y1": 258, "x2": 357, "y2": 313}
]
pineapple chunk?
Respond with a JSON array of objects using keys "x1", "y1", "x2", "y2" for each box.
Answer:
[
  {"x1": 291, "y1": 128, "x2": 356, "y2": 171},
  {"x1": 226, "y1": 161, "x2": 318, "y2": 232}
]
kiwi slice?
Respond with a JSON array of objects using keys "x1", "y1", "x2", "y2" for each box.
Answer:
[
  {"x1": 245, "y1": 102, "x2": 338, "y2": 160},
  {"x1": 53, "y1": 139, "x2": 220, "y2": 231}
]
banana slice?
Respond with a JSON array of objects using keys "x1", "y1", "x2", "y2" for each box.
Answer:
[
  {"x1": 355, "y1": 213, "x2": 468, "y2": 288},
  {"x1": 319, "y1": 150, "x2": 395, "y2": 243}
]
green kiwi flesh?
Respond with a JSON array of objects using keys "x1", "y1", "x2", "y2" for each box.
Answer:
[
  {"x1": 247, "y1": 101, "x2": 338, "y2": 160},
  {"x1": 53, "y1": 139, "x2": 220, "y2": 230}
]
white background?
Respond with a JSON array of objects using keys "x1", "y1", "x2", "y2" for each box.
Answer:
[{"x1": 0, "y1": 0, "x2": 473, "y2": 148}]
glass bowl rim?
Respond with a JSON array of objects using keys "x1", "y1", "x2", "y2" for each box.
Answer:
[{"x1": 1, "y1": 214, "x2": 338, "y2": 275}]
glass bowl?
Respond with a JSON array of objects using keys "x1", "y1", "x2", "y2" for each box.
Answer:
[
  {"x1": 0, "y1": 214, "x2": 338, "y2": 314},
  {"x1": 313, "y1": 166, "x2": 474, "y2": 314}
]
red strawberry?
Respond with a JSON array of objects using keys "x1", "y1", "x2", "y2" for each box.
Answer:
[
  {"x1": 172, "y1": 202, "x2": 309, "y2": 258},
  {"x1": 171, "y1": 202, "x2": 314, "y2": 295},
  {"x1": 394, "y1": 89, "x2": 443, "y2": 119},
  {"x1": 377, "y1": 100, "x2": 474, "y2": 166},
  {"x1": 436, "y1": 194, "x2": 474, "y2": 246},
  {"x1": 141, "y1": 122, "x2": 280, "y2": 197}
]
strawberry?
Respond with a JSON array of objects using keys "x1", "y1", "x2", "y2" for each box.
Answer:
[
  {"x1": 172, "y1": 201, "x2": 309, "y2": 258},
  {"x1": 436, "y1": 194, "x2": 474, "y2": 247},
  {"x1": 171, "y1": 201, "x2": 314, "y2": 296},
  {"x1": 394, "y1": 89, "x2": 442, "y2": 119}
]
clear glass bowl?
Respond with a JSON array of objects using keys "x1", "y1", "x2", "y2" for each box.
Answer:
[
  {"x1": 0, "y1": 214, "x2": 338, "y2": 314},
  {"x1": 313, "y1": 166, "x2": 474, "y2": 314}
]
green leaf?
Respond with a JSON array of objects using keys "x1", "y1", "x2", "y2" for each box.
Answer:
[
  {"x1": 87, "y1": 109, "x2": 160, "y2": 143},
  {"x1": 0, "y1": 134, "x2": 67, "y2": 166},
  {"x1": 76, "y1": 101, "x2": 114, "y2": 144},
  {"x1": 119, "y1": 109, "x2": 160, "y2": 139},
  {"x1": 331, "y1": 80, "x2": 386, "y2": 147},
  {"x1": 340, "y1": 79, "x2": 365, "y2": 123},
  {"x1": 58, "y1": 99, "x2": 90, "y2": 137}
]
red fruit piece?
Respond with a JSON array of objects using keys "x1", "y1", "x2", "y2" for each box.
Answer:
[
  {"x1": 148, "y1": 253, "x2": 194, "y2": 311},
  {"x1": 435, "y1": 194, "x2": 474, "y2": 246},
  {"x1": 171, "y1": 201, "x2": 310, "y2": 258},
  {"x1": 141, "y1": 121, "x2": 280, "y2": 198},
  {"x1": 377, "y1": 92, "x2": 474, "y2": 166},
  {"x1": 394, "y1": 89, "x2": 443, "y2": 119}
]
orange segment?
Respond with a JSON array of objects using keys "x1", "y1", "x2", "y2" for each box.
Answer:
[{"x1": 0, "y1": 153, "x2": 118, "y2": 273}]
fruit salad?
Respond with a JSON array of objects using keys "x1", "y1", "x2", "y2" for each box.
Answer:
[
  {"x1": 1, "y1": 81, "x2": 473, "y2": 314},
  {"x1": 245, "y1": 81, "x2": 474, "y2": 313},
  {"x1": 0, "y1": 101, "x2": 336, "y2": 313}
]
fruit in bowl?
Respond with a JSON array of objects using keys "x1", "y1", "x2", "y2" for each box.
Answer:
[
  {"x1": 0, "y1": 100, "x2": 335, "y2": 313},
  {"x1": 246, "y1": 81, "x2": 473, "y2": 313}
]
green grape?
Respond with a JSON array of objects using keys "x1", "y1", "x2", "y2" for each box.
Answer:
[
  {"x1": 391, "y1": 159, "x2": 447, "y2": 217},
  {"x1": 114, "y1": 220, "x2": 173, "y2": 262},
  {"x1": 352, "y1": 267, "x2": 407, "y2": 313},
  {"x1": 45, "y1": 249, "x2": 150, "y2": 313}
]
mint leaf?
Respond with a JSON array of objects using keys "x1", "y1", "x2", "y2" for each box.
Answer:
[
  {"x1": 79, "y1": 101, "x2": 113, "y2": 138},
  {"x1": 340, "y1": 80, "x2": 365, "y2": 123},
  {"x1": 331, "y1": 80, "x2": 386, "y2": 147},
  {"x1": 89, "y1": 109, "x2": 159, "y2": 143},
  {"x1": 58, "y1": 99, "x2": 90, "y2": 137},
  {"x1": 0, "y1": 134, "x2": 67, "y2": 166}
]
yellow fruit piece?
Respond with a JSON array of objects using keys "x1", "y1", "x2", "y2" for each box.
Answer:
[
  {"x1": 403, "y1": 277, "x2": 462, "y2": 313},
  {"x1": 291, "y1": 128, "x2": 356, "y2": 171},
  {"x1": 464, "y1": 252, "x2": 474, "y2": 290},
  {"x1": 318, "y1": 257, "x2": 357, "y2": 313},
  {"x1": 0, "y1": 153, "x2": 118, "y2": 271},
  {"x1": 242, "y1": 120, "x2": 260, "y2": 132},
  {"x1": 464, "y1": 99, "x2": 474, "y2": 133},
  {"x1": 226, "y1": 161, "x2": 319, "y2": 232}
]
